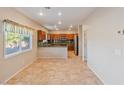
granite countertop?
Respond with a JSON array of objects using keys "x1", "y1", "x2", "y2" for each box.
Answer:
[
  {"x1": 38, "y1": 41, "x2": 74, "y2": 47},
  {"x1": 38, "y1": 43, "x2": 69, "y2": 47}
]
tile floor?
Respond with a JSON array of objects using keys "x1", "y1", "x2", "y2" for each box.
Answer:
[{"x1": 6, "y1": 51, "x2": 103, "y2": 85}]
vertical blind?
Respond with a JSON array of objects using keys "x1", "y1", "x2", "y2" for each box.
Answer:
[
  {"x1": 4, "y1": 19, "x2": 34, "y2": 34},
  {"x1": 4, "y1": 19, "x2": 34, "y2": 57}
]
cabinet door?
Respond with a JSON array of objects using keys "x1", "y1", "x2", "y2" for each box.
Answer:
[{"x1": 38, "y1": 30, "x2": 46, "y2": 41}]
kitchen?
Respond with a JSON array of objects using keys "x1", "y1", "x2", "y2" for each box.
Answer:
[{"x1": 37, "y1": 30, "x2": 78, "y2": 59}]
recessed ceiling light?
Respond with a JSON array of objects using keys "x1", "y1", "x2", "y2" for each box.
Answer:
[
  {"x1": 58, "y1": 12, "x2": 62, "y2": 16},
  {"x1": 69, "y1": 28, "x2": 71, "y2": 31},
  {"x1": 54, "y1": 25, "x2": 59, "y2": 30},
  {"x1": 56, "y1": 28, "x2": 59, "y2": 30},
  {"x1": 58, "y1": 21, "x2": 62, "y2": 24},
  {"x1": 70, "y1": 25, "x2": 73, "y2": 28},
  {"x1": 39, "y1": 12, "x2": 43, "y2": 16}
]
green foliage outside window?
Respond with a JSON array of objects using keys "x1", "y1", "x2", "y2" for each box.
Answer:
[{"x1": 7, "y1": 32, "x2": 20, "y2": 44}]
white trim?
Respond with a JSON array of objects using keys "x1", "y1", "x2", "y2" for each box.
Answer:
[
  {"x1": 87, "y1": 63, "x2": 105, "y2": 85},
  {"x1": 2, "y1": 59, "x2": 36, "y2": 84},
  {"x1": 3, "y1": 21, "x2": 33, "y2": 59},
  {"x1": 5, "y1": 48, "x2": 32, "y2": 59}
]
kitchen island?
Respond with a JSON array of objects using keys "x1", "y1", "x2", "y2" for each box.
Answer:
[
  {"x1": 38, "y1": 46, "x2": 68, "y2": 59},
  {"x1": 37, "y1": 33, "x2": 75, "y2": 59}
]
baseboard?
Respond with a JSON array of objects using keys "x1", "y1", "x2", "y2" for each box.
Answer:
[
  {"x1": 3, "y1": 59, "x2": 37, "y2": 84},
  {"x1": 87, "y1": 63, "x2": 105, "y2": 85}
]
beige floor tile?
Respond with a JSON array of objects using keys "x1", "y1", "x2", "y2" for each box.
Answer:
[{"x1": 6, "y1": 51, "x2": 103, "y2": 85}]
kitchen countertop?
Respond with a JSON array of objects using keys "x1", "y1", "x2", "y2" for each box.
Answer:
[{"x1": 38, "y1": 44, "x2": 68, "y2": 47}]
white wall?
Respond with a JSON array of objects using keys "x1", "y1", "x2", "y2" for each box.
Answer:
[
  {"x1": 78, "y1": 25, "x2": 84, "y2": 59},
  {"x1": 83, "y1": 8, "x2": 124, "y2": 84},
  {"x1": 0, "y1": 8, "x2": 48, "y2": 83},
  {"x1": 79, "y1": 25, "x2": 88, "y2": 61}
]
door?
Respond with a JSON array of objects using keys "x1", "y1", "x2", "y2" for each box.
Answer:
[{"x1": 74, "y1": 34, "x2": 78, "y2": 55}]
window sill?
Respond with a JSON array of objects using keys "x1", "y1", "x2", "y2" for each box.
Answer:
[{"x1": 4, "y1": 48, "x2": 32, "y2": 59}]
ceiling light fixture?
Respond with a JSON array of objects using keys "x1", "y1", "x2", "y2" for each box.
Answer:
[
  {"x1": 58, "y1": 21, "x2": 62, "y2": 24},
  {"x1": 58, "y1": 12, "x2": 62, "y2": 16},
  {"x1": 56, "y1": 28, "x2": 59, "y2": 30},
  {"x1": 39, "y1": 12, "x2": 43, "y2": 16},
  {"x1": 69, "y1": 28, "x2": 71, "y2": 31},
  {"x1": 70, "y1": 25, "x2": 73, "y2": 28},
  {"x1": 54, "y1": 25, "x2": 59, "y2": 30}
]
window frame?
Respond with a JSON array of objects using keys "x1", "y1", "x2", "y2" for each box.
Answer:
[{"x1": 3, "y1": 21, "x2": 33, "y2": 59}]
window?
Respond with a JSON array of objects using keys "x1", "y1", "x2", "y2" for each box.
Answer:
[
  {"x1": 4, "y1": 20, "x2": 33, "y2": 58},
  {"x1": 21, "y1": 34, "x2": 31, "y2": 50}
]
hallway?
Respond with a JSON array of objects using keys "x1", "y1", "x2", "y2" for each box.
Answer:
[{"x1": 6, "y1": 51, "x2": 102, "y2": 85}]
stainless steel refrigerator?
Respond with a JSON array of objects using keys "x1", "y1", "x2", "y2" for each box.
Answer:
[{"x1": 74, "y1": 35, "x2": 78, "y2": 56}]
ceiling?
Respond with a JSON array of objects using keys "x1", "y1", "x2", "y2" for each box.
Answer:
[{"x1": 15, "y1": 7, "x2": 96, "y2": 31}]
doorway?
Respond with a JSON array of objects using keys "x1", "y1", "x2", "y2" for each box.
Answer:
[{"x1": 83, "y1": 30, "x2": 87, "y2": 62}]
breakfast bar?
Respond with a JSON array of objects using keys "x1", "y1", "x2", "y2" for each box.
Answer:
[{"x1": 38, "y1": 46, "x2": 68, "y2": 59}]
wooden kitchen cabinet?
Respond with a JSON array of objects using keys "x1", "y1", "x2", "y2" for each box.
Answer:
[
  {"x1": 49, "y1": 34, "x2": 74, "y2": 40},
  {"x1": 38, "y1": 30, "x2": 46, "y2": 41}
]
